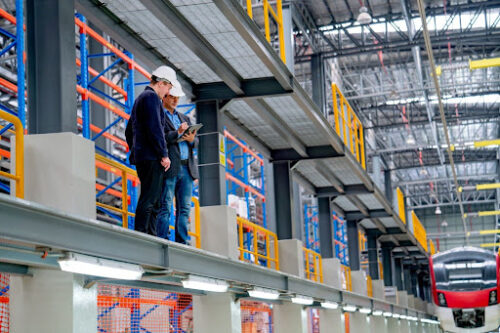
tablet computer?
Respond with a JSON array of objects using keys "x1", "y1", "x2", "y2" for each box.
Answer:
[{"x1": 177, "y1": 123, "x2": 203, "y2": 142}]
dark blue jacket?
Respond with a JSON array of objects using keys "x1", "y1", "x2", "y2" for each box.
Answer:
[{"x1": 125, "y1": 87, "x2": 167, "y2": 165}]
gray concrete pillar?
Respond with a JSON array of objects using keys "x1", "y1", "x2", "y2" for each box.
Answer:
[
  {"x1": 10, "y1": 269, "x2": 97, "y2": 333},
  {"x1": 24, "y1": 133, "x2": 96, "y2": 219},
  {"x1": 200, "y1": 205, "x2": 239, "y2": 260},
  {"x1": 274, "y1": 302, "x2": 307, "y2": 333},
  {"x1": 193, "y1": 293, "x2": 241, "y2": 333}
]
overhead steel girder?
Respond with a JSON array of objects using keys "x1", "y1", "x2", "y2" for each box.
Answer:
[
  {"x1": 74, "y1": 0, "x2": 195, "y2": 93},
  {"x1": 0, "y1": 195, "x2": 434, "y2": 313},
  {"x1": 271, "y1": 145, "x2": 340, "y2": 161},
  {"x1": 316, "y1": 184, "x2": 371, "y2": 197},
  {"x1": 139, "y1": 0, "x2": 244, "y2": 95},
  {"x1": 345, "y1": 209, "x2": 392, "y2": 220},
  {"x1": 195, "y1": 77, "x2": 291, "y2": 101}
]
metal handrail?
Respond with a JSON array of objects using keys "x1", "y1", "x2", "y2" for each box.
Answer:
[
  {"x1": 237, "y1": 216, "x2": 279, "y2": 270},
  {"x1": 246, "y1": 0, "x2": 286, "y2": 63},
  {"x1": 303, "y1": 247, "x2": 323, "y2": 283},
  {"x1": 95, "y1": 154, "x2": 137, "y2": 228},
  {"x1": 341, "y1": 264, "x2": 352, "y2": 291},
  {"x1": 168, "y1": 197, "x2": 201, "y2": 249},
  {"x1": 367, "y1": 275, "x2": 373, "y2": 297},
  {"x1": 331, "y1": 83, "x2": 366, "y2": 169},
  {"x1": 0, "y1": 110, "x2": 23, "y2": 198}
]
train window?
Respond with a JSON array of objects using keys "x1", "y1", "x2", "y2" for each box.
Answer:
[{"x1": 434, "y1": 259, "x2": 497, "y2": 291}]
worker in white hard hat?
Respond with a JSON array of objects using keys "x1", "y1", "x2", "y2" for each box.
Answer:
[
  {"x1": 125, "y1": 65, "x2": 177, "y2": 236},
  {"x1": 156, "y1": 82, "x2": 199, "y2": 243}
]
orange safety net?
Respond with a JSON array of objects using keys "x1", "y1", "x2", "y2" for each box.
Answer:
[
  {"x1": 97, "y1": 284, "x2": 193, "y2": 333},
  {"x1": 307, "y1": 308, "x2": 320, "y2": 333},
  {"x1": 241, "y1": 300, "x2": 273, "y2": 333},
  {"x1": 0, "y1": 274, "x2": 9, "y2": 333}
]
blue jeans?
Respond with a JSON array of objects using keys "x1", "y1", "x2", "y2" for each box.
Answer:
[{"x1": 157, "y1": 165, "x2": 193, "y2": 244}]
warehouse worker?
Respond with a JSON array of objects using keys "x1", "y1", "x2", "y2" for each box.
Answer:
[
  {"x1": 156, "y1": 83, "x2": 199, "y2": 244},
  {"x1": 125, "y1": 66, "x2": 177, "y2": 236}
]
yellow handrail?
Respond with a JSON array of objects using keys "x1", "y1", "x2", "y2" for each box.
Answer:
[
  {"x1": 0, "y1": 110, "x2": 23, "y2": 198},
  {"x1": 246, "y1": 0, "x2": 286, "y2": 64},
  {"x1": 169, "y1": 197, "x2": 201, "y2": 249},
  {"x1": 331, "y1": 83, "x2": 366, "y2": 169},
  {"x1": 367, "y1": 275, "x2": 373, "y2": 297},
  {"x1": 303, "y1": 247, "x2": 323, "y2": 283},
  {"x1": 95, "y1": 154, "x2": 136, "y2": 228},
  {"x1": 341, "y1": 265, "x2": 352, "y2": 291},
  {"x1": 237, "y1": 216, "x2": 279, "y2": 270}
]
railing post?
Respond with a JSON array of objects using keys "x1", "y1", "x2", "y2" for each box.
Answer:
[
  {"x1": 15, "y1": 0, "x2": 25, "y2": 130},
  {"x1": 77, "y1": 14, "x2": 90, "y2": 139}
]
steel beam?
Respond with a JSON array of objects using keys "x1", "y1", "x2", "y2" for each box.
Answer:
[
  {"x1": 271, "y1": 145, "x2": 340, "y2": 161},
  {"x1": 197, "y1": 100, "x2": 227, "y2": 206},
  {"x1": 367, "y1": 233, "x2": 379, "y2": 280},
  {"x1": 27, "y1": 0, "x2": 77, "y2": 134},
  {"x1": 318, "y1": 197, "x2": 334, "y2": 258},
  {"x1": 274, "y1": 161, "x2": 296, "y2": 240},
  {"x1": 139, "y1": 0, "x2": 243, "y2": 95},
  {"x1": 195, "y1": 77, "x2": 290, "y2": 100},
  {"x1": 345, "y1": 209, "x2": 392, "y2": 221},
  {"x1": 316, "y1": 184, "x2": 371, "y2": 197},
  {"x1": 381, "y1": 245, "x2": 393, "y2": 287},
  {"x1": 347, "y1": 219, "x2": 360, "y2": 271}
]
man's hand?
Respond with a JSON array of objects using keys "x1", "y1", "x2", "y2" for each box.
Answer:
[
  {"x1": 160, "y1": 156, "x2": 171, "y2": 171},
  {"x1": 178, "y1": 122, "x2": 189, "y2": 135},
  {"x1": 181, "y1": 130, "x2": 196, "y2": 143}
]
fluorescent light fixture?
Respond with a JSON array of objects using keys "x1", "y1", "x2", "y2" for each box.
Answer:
[
  {"x1": 248, "y1": 287, "x2": 280, "y2": 300},
  {"x1": 359, "y1": 307, "x2": 372, "y2": 314},
  {"x1": 383, "y1": 312, "x2": 393, "y2": 317},
  {"x1": 410, "y1": 316, "x2": 418, "y2": 321},
  {"x1": 342, "y1": 305, "x2": 357, "y2": 312},
  {"x1": 393, "y1": 314, "x2": 401, "y2": 319},
  {"x1": 400, "y1": 315, "x2": 408, "y2": 320},
  {"x1": 291, "y1": 295, "x2": 314, "y2": 305},
  {"x1": 321, "y1": 301, "x2": 339, "y2": 310},
  {"x1": 372, "y1": 310, "x2": 383, "y2": 316},
  {"x1": 58, "y1": 252, "x2": 144, "y2": 280},
  {"x1": 181, "y1": 275, "x2": 228, "y2": 293}
]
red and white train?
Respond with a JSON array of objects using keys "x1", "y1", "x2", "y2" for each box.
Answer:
[{"x1": 430, "y1": 247, "x2": 500, "y2": 332}]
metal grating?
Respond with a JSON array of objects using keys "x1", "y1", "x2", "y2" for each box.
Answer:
[
  {"x1": 228, "y1": 100, "x2": 290, "y2": 149},
  {"x1": 172, "y1": 0, "x2": 273, "y2": 79},
  {"x1": 323, "y1": 157, "x2": 362, "y2": 185},
  {"x1": 294, "y1": 162, "x2": 332, "y2": 187},
  {"x1": 100, "y1": 0, "x2": 221, "y2": 83},
  {"x1": 333, "y1": 196, "x2": 359, "y2": 211},
  {"x1": 379, "y1": 217, "x2": 399, "y2": 228},
  {"x1": 356, "y1": 194, "x2": 384, "y2": 210},
  {"x1": 263, "y1": 96, "x2": 330, "y2": 147},
  {"x1": 360, "y1": 219, "x2": 377, "y2": 229}
]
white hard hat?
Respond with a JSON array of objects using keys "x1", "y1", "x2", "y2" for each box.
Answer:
[
  {"x1": 151, "y1": 66, "x2": 177, "y2": 84},
  {"x1": 169, "y1": 80, "x2": 185, "y2": 97}
]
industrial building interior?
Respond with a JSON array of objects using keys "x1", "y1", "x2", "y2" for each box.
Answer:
[{"x1": 0, "y1": 0, "x2": 498, "y2": 332}]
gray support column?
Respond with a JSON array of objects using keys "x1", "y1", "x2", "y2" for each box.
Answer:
[
  {"x1": 403, "y1": 265, "x2": 412, "y2": 293},
  {"x1": 394, "y1": 258, "x2": 404, "y2": 291},
  {"x1": 265, "y1": 159, "x2": 277, "y2": 234},
  {"x1": 292, "y1": 180, "x2": 304, "y2": 241},
  {"x1": 318, "y1": 197, "x2": 333, "y2": 258},
  {"x1": 411, "y1": 269, "x2": 418, "y2": 297},
  {"x1": 384, "y1": 169, "x2": 393, "y2": 203},
  {"x1": 27, "y1": 0, "x2": 77, "y2": 134},
  {"x1": 311, "y1": 53, "x2": 325, "y2": 115},
  {"x1": 367, "y1": 233, "x2": 379, "y2": 279},
  {"x1": 381, "y1": 245, "x2": 393, "y2": 287},
  {"x1": 197, "y1": 100, "x2": 226, "y2": 206},
  {"x1": 282, "y1": 2, "x2": 294, "y2": 74},
  {"x1": 88, "y1": 23, "x2": 107, "y2": 151},
  {"x1": 273, "y1": 161, "x2": 294, "y2": 239},
  {"x1": 418, "y1": 273, "x2": 426, "y2": 300},
  {"x1": 347, "y1": 220, "x2": 360, "y2": 271}
]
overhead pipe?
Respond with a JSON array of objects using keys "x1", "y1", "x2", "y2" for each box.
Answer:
[{"x1": 459, "y1": 183, "x2": 500, "y2": 192}]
